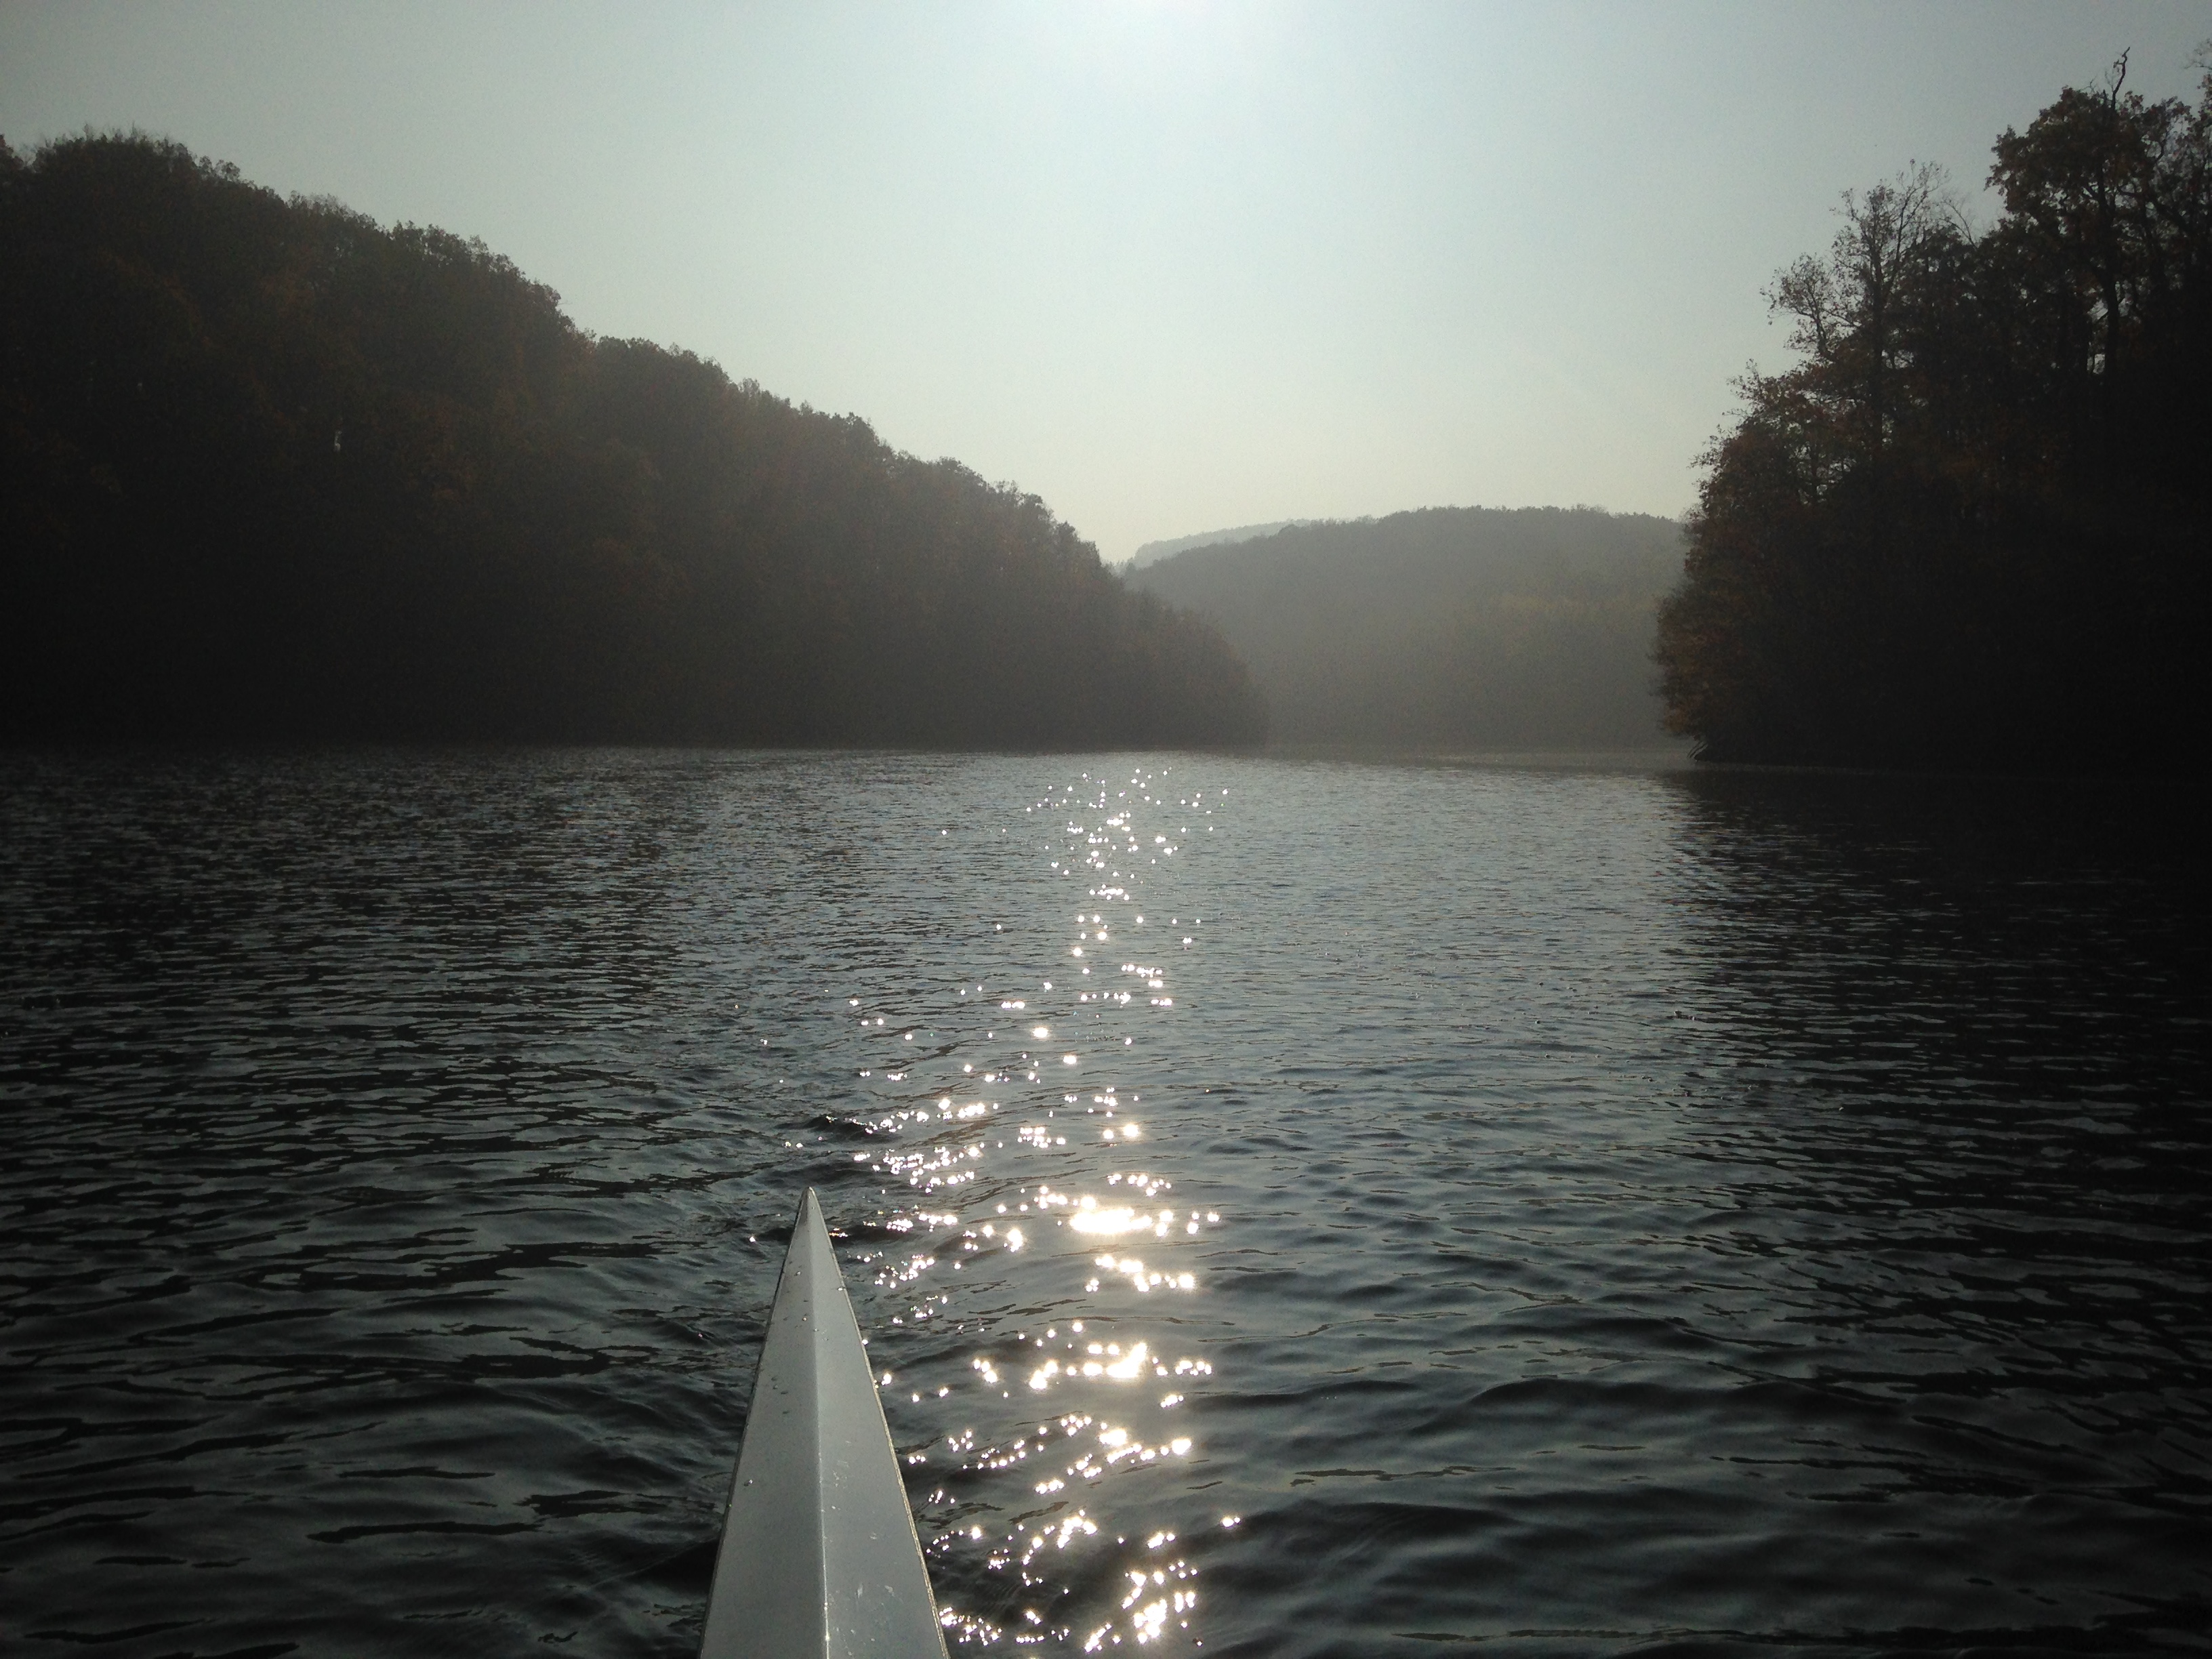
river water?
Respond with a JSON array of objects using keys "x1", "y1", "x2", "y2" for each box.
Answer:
[{"x1": 1, "y1": 749, "x2": 2206, "y2": 1657}]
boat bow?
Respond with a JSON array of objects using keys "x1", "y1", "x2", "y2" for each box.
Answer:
[{"x1": 700, "y1": 1189, "x2": 947, "y2": 1659}]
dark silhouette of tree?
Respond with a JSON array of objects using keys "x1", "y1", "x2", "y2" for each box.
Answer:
[
  {"x1": 1658, "y1": 55, "x2": 2212, "y2": 771},
  {"x1": 0, "y1": 133, "x2": 1265, "y2": 748}
]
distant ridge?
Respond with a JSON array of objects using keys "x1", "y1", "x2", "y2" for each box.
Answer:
[
  {"x1": 1126, "y1": 520, "x2": 1309, "y2": 569},
  {"x1": 1128, "y1": 505, "x2": 1686, "y2": 750}
]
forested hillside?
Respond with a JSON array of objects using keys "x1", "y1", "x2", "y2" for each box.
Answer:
[
  {"x1": 1127, "y1": 520, "x2": 1303, "y2": 570},
  {"x1": 0, "y1": 135, "x2": 1263, "y2": 746},
  {"x1": 1657, "y1": 59, "x2": 2212, "y2": 771},
  {"x1": 1128, "y1": 508, "x2": 1683, "y2": 749}
]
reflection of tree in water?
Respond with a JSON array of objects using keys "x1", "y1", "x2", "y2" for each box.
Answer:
[
  {"x1": 1662, "y1": 766, "x2": 2207, "y2": 1105},
  {"x1": 1645, "y1": 766, "x2": 2212, "y2": 1641},
  {"x1": 1661, "y1": 775, "x2": 2203, "y2": 1385}
]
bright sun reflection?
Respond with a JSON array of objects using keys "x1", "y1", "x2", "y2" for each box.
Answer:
[
  {"x1": 843, "y1": 766, "x2": 1216, "y2": 1654},
  {"x1": 1069, "y1": 1200, "x2": 1146, "y2": 1236}
]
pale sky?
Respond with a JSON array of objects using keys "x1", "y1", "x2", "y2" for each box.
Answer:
[{"x1": 4, "y1": 1, "x2": 2207, "y2": 562}]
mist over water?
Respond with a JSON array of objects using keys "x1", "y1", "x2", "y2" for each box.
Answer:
[{"x1": 1, "y1": 750, "x2": 2205, "y2": 1657}]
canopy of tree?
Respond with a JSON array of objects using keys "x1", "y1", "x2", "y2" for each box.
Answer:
[
  {"x1": 1128, "y1": 507, "x2": 1684, "y2": 750},
  {"x1": 0, "y1": 134, "x2": 1263, "y2": 747},
  {"x1": 1657, "y1": 57, "x2": 2212, "y2": 771}
]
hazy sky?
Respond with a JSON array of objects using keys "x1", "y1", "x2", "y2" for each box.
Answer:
[{"x1": 4, "y1": 2, "x2": 2207, "y2": 561}]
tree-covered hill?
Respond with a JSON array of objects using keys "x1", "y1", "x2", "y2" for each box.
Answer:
[
  {"x1": 1657, "y1": 58, "x2": 2212, "y2": 772},
  {"x1": 1127, "y1": 507, "x2": 1684, "y2": 749},
  {"x1": 0, "y1": 134, "x2": 1264, "y2": 747},
  {"x1": 1126, "y1": 520, "x2": 1305, "y2": 570}
]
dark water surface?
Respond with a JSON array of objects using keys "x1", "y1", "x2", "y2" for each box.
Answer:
[{"x1": 2, "y1": 750, "x2": 2207, "y2": 1657}]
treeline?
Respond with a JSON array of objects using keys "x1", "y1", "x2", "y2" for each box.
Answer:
[
  {"x1": 0, "y1": 134, "x2": 1263, "y2": 747},
  {"x1": 1126, "y1": 520, "x2": 1303, "y2": 570},
  {"x1": 1657, "y1": 57, "x2": 2212, "y2": 771},
  {"x1": 1128, "y1": 507, "x2": 1683, "y2": 750}
]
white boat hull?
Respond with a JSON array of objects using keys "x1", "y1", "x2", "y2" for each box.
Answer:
[{"x1": 700, "y1": 1189, "x2": 948, "y2": 1659}]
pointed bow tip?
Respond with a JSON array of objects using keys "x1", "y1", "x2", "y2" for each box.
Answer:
[{"x1": 796, "y1": 1186, "x2": 827, "y2": 1235}]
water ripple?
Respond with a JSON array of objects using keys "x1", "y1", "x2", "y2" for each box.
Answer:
[{"x1": 1, "y1": 751, "x2": 2206, "y2": 1656}]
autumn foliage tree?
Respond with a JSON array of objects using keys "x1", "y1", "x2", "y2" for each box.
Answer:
[{"x1": 1657, "y1": 55, "x2": 2212, "y2": 769}]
